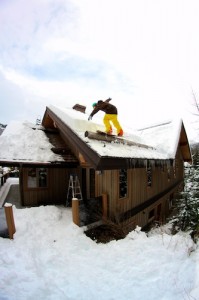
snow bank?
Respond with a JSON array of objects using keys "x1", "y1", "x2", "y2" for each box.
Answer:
[{"x1": 0, "y1": 205, "x2": 198, "y2": 300}]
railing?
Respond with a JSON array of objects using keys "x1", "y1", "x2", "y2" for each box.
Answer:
[
  {"x1": 0, "y1": 173, "x2": 9, "y2": 188},
  {"x1": 0, "y1": 170, "x2": 19, "y2": 190}
]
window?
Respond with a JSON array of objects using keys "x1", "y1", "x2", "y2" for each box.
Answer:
[
  {"x1": 27, "y1": 168, "x2": 37, "y2": 188},
  {"x1": 147, "y1": 166, "x2": 152, "y2": 187},
  {"x1": 38, "y1": 168, "x2": 48, "y2": 187},
  {"x1": 27, "y1": 168, "x2": 48, "y2": 188},
  {"x1": 119, "y1": 169, "x2": 128, "y2": 198}
]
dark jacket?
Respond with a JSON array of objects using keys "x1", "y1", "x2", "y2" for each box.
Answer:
[{"x1": 90, "y1": 99, "x2": 117, "y2": 117}]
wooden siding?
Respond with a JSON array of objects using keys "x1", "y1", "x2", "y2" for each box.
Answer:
[
  {"x1": 20, "y1": 147, "x2": 185, "y2": 233},
  {"x1": 22, "y1": 167, "x2": 82, "y2": 206},
  {"x1": 93, "y1": 148, "x2": 184, "y2": 230}
]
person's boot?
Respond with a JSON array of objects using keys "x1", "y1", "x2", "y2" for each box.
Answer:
[{"x1": 118, "y1": 129, "x2": 123, "y2": 136}]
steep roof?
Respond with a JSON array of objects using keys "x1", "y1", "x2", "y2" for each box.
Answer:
[
  {"x1": 0, "y1": 105, "x2": 192, "y2": 169},
  {"x1": 41, "y1": 105, "x2": 192, "y2": 169}
]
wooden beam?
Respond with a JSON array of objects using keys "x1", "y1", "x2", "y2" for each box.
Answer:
[{"x1": 84, "y1": 131, "x2": 155, "y2": 149}]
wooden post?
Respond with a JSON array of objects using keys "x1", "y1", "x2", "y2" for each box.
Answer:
[
  {"x1": 102, "y1": 193, "x2": 108, "y2": 220},
  {"x1": 4, "y1": 203, "x2": 16, "y2": 239},
  {"x1": 72, "y1": 198, "x2": 80, "y2": 226}
]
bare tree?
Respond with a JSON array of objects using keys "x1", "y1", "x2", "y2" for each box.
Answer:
[{"x1": 191, "y1": 89, "x2": 199, "y2": 117}]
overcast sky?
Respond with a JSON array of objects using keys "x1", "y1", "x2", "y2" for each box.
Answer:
[{"x1": 0, "y1": 0, "x2": 199, "y2": 141}]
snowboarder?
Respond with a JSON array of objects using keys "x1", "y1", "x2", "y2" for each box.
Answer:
[{"x1": 88, "y1": 98, "x2": 123, "y2": 136}]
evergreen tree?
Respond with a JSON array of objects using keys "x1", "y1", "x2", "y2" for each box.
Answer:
[{"x1": 170, "y1": 144, "x2": 199, "y2": 239}]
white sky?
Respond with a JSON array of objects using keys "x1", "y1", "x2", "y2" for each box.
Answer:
[
  {"x1": 0, "y1": 179, "x2": 198, "y2": 299},
  {"x1": 0, "y1": 0, "x2": 199, "y2": 141}
]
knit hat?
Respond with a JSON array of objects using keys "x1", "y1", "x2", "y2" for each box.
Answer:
[{"x1": 92, "y1": 102, "x2": 97, "y2": 108}]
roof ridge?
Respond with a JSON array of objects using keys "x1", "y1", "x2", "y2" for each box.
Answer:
[{"x1": 138, "y1": 120, "x2": 172, "y2": 131}]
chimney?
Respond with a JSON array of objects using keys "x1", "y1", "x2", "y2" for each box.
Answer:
[{"x1": 73, "y1": 104, "x2": 86, "y2": 114}]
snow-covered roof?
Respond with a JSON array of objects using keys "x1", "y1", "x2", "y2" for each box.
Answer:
[
  {"x1": 0, "y1": 105, "x2": 192, "y2": 165},
  {"x1": 138, "y1": 119, "x2": 184, "y2": 159},
  {"x1": 0, "y1": 121, "x2": 70, "y2": 164},
  {"x1": 48, "y1": 105, "x2": 189, "y2": 161}
]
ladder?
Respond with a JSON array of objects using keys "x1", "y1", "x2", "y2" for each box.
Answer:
[{"x1": 66, "y1": 174, "x2": 83, "y2": 205}]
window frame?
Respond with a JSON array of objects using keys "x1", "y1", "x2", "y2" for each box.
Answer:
[
  {"x1": 119, "y1": 169, "x2": 128, "y2": 199},
  {"x1": 27, "y1": 167, "x2": 48, "y2": 190},
  {"x1": 147, "y1": 166, "x2": 152, "y2": 187}
]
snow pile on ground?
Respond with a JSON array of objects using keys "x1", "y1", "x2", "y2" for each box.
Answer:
[{"x1": 0, "y1": 205, "x2": 199, "y2": 300}]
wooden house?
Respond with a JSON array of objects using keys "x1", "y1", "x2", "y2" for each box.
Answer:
[{"x1": 0, "y1": 105, "x2": 192, "y2": 231}]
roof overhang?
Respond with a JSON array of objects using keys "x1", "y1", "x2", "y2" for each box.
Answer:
[
  {"x1": 0, "y1": 160, "x2": 78, "y2": 168},
  {"x1": 96, "y1": 157, "x2": 173, "y2": 170}
]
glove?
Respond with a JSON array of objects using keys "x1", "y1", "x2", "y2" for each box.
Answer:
[{"x1": 88, "y1": 115, "x2": 92, "y2": 121}]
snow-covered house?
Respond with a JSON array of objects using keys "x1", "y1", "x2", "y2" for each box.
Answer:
[{"x1": 0, "y1": 105, "x2": 192, "y2": 231}]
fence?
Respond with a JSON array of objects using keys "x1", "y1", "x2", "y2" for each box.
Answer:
[{"x1": 0, "y1": 173, "x2": 9, "y2": 188}]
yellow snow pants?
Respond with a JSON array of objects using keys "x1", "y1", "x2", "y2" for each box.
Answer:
[{"x1": 103, "y1": 114, "x2": 122, "y2": 134}]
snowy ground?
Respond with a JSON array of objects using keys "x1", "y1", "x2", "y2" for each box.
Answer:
[{"x1": 0, "y1": 180, "x2": 199, "y2": 300}]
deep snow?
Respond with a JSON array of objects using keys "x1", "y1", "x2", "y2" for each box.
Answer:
[{"x1": 0, "y1": 179, "x2": 199, "y2": 300}]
